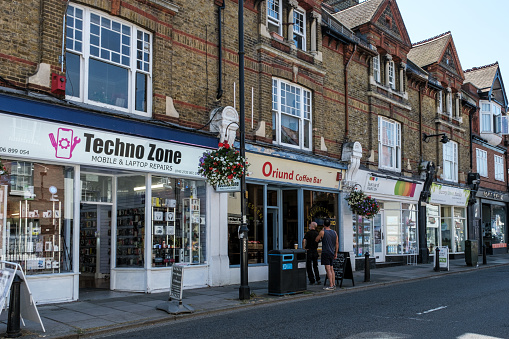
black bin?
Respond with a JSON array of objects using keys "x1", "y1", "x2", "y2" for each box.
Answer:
[
  {"x1": 268, "y1": 249, "x2": 307, "y2": 295},
  {"x1": 465, "y1": 240, "x2": 478, "y2": 266}
]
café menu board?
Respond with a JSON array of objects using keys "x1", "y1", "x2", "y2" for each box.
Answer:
[{"x1": 331, "y1": 252, "x2": 355, "y2": 288}]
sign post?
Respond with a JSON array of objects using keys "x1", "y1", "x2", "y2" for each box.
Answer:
[{"x1": 156, "y1": 264, "x2": 193, "y2": 314}]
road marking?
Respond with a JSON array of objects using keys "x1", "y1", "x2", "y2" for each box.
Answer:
[{"x1": 417, "y1": 306, "x2": 447, "y2": 315}]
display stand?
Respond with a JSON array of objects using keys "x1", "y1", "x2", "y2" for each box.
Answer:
[{"x1": 156, "y1": 264, "x2": 193, "y2": 314}]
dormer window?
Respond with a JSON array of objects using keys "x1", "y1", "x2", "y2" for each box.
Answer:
[
  {"x1": 373, "y1": 55, "x2": 380, "y2": 83},
  {"x1": 293, "y1": 9, "x2": 305, "y2": 50},
  {"x1": 267, "y1": 0, "x2": 282, "y2": 34}
]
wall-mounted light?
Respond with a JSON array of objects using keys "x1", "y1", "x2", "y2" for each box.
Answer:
[{"x1": 423, "y1": 133, "x2": 449, "y2": 144}]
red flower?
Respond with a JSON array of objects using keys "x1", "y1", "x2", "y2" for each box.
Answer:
[
  {"x1": 218, "y1": 142, "x2": 223, "y2": 148},
  {"x1": 224, "y1": 143, "x2": 230, "y2": 149},
  {"x1": 227, "y1": 174, "x2": 233, "y2": 179}
]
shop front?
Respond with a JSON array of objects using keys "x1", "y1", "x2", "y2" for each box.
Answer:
[
  {"x1": 226, "y1": 150, "x2": 345, "y2": 283},
  {"x1": 426, "y1": 183, "x2": 470, "y2": 259},
  {"x1": 478, "y1": 189, "x2": 508, "y2": 255},
  {"x1": 347, "y1": 170, "x2": 423, "y2": 266},
  {"x1": 0, "y1": 101, "x2": 218, "y2": 303}
]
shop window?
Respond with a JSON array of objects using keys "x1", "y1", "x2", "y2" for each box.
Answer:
[
  {"x1": 116, "y1": 175, "x2": 146, "y2": 267},
  {"x1": 150, "y1": 177, "x2": 207, "y2": 266},
  {"x1": 293, "y1": 9, "x2": 306, "y2": 51},
  {"x1": 65, "y1": 4, "x2": 152, "y2": 116},
  {"x1": 442, "y1": 141, "x2": 458, "y2": 182},
  {"x1": 384, "y1": 202, "x2": 400, "y2": 254},
  {"x1": 228, "y1": 184, "x2": 264, "y2": 265},
  {"x1": 272, "y1": 78, "x2": 312, "y2": 150},
  {"x1": 482, "y1": 204, "x2": 506, "y2": 248},
  {"x1": 378, "y1": 117, "x2": 401, "y2": 172},
  {"x1": 426, "y1": 204, "x2": 439, "y2": 254},
  {"x1": 441, "y1": 206, "x2": 466, "y2": 253},
  {"x1": 494, "y1": 155, "x2": 504, "y2": 181},
  {"x1": 0, "y1": 160, "x2": 74, "y2": 275},
  {"x1": 476, "y1": 148, "x2": 488, "y2": 177},
  {"x1": 267, "y1": 0, "x2": 282, "y2": 35}
]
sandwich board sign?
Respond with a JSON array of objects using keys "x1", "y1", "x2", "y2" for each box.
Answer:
[{"x1": 438, "y1": 246, "x2": 449, "y2": 271}]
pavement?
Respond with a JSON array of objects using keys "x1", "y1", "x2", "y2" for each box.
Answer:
[{"x1": 1, "y1": 253, "x2": 509, "y2": 338}]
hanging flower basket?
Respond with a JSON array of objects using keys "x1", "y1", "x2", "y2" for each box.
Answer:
[
  {"x1": 0, "y1": 157, "x2": 8, "y2": 175},
  {"x1": 198, "y1": 141, "x2": 248, "y2": 187},
  {"x1": 345, "y1": 187, "x2": 380, "y2": 219}
]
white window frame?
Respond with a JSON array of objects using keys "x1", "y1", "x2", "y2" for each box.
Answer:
[
  {"x1": 373, "y1": 55, "x2": 380, "y2": 83},
  {"x1": 476, "y1": 149, "x2": 488, "y2": 178},
  {"x1": 480, "y1": 101, "x2": 502, "y2": 133},
  {"x1": 267, "y1": 0, "x2": 282, "y2": 35},
  {"x1": 494, "y1": 155, "x2": 504, "y2": 181},
  {"x1": 293, "y1": 8, "x2": 306, "y2": 51},
  {"x1": 272, "y1": 78, "x2": 312, "y2": 150},
  {"x1": 442, "y1": 141, "x2": 458, "y2": 182},
  {"x1": 447, "y1": 91, "x2": 453, "y2": 117},
  {"x1": 437, "y1": 91, "x2": 443, "y2": 114},
  {"x1": 378, "y1": 116, "x2": 401, "y2": 172},
  {"x1": 65, "y1": 4, "x2": 152, "y2": 117},
  {"x1": 388, "y1": 61, "x2": 395, "y2": 89}
]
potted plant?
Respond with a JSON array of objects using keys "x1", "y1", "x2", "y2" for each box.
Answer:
[
  {"x1": 0, "y1": 157, "x2": 8, "y2": 175},
  {"x1": 198, "y1": 141, "x2": 248, "y2": 187},
  {"x1": 345, "y1": 187, "x2": 380, "y2": 219}
]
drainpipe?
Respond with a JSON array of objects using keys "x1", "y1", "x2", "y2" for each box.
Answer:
[
  {"x1": 344, "y1": 44, "x2": 356, "y2": 140},
  {"x1": 216, "y1": 0, "x2": 225, "y2": 100}
]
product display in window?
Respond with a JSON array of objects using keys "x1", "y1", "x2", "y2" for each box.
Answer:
[
  {"x1": 152, "y1": 197, "x2": 180, "y2": 267},
  {"x1": 0, "y1": 160, "x2": 73, "y2": 275}
]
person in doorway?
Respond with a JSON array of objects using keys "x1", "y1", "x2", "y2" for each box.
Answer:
[
  {"x1": 315, "y1": 218, "x2": 338, "y2": 290},
  {"x1": 302, "y1": 221, "x2": 321, "y2": 285}
]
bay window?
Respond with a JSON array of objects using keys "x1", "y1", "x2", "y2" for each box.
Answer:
[
  {"x1": 65, "y1": 4, "x2": 152, "y2": 116},
  {"x1": 480, "y1": 101, "x2": 501, "y2": 133},
  {"x1": 378, "y1": 117, "x2": 401, "y2": 171},
  {"x1": 272, "y1": 79, "x2": 312, "y2": 150}
]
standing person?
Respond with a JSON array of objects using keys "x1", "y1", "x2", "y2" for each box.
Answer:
[
  {"x1": 302, "y1": 222, "x2": 321, "y2": 285},
  {"x1": 315, "y1": 218, "x2": 338, "y2": 290}
]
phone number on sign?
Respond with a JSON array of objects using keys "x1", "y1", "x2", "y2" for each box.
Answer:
[{"x1": 0, "y1": 147, "x2": 30, "y2": 155}]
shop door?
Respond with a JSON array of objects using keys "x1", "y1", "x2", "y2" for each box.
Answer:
[
  {"x1": 267, "y1": 208, "x2": 279, "y2": 250},
  {"x1": 373, "y1": 213, "x2": 384, "y2": 262},
  {"x1": 79, "y1": 203, "x2": 111, "y2": 288}
]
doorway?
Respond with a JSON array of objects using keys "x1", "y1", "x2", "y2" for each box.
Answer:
[
  {"x1": 267, "y1": 208, "x2": 279, "y2": 251},
  {"x1": 373, "y1": 213, "x2": 384, "y2": 262},
  {"x1": 79, "y1": 203, "x2": 111, "y2": 288}
]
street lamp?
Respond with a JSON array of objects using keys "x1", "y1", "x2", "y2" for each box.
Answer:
[{"x1": 238, "y1": 0, "x2": 250, "y2": 300}]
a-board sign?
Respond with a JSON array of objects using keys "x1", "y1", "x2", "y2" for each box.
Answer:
[
  {"x1": 170, "y1": 264, "x2": 184, "y2": 300},
  {"x1": 438, "y1": 246, "x2": 449, "y2": 271},
  {"x1": 327, "y1": 252, "x2": 355, "y2": 288}
]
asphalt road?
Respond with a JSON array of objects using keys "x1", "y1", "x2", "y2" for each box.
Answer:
[{"x1": 94, "y1": 266, "x2": 509, "y2": 339}]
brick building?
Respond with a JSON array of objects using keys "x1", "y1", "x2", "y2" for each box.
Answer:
[{"x1": 0, "y1": 0, "x2": 506, "y2": 303}]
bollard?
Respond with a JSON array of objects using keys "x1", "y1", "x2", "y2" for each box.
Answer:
[
  {"x1": 434, "y1": 247, "x2": 440, "y2": 272},
  {"x1": 483, "y1": 244, "x2": 487, "y2": 265},
  {"x1": 6, "y1": 274, "x2": 22, "y2": 338},
  {"x1": 364, "y1": 252, "x2": 370, "y2": 282}
]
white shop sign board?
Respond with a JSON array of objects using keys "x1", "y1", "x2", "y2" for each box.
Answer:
[
  {"x1": 0, "y1": 113, "x2": 207, "y2": 179},
  {"x1": 0, "y1": 261, "x2": 45, "y2": 332},
  {"x1": 438, "y1": 246, "x2": 449, "y2": 271}
]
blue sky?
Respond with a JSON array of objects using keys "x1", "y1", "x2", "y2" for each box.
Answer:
[{"x1": 397, "y1": 0, "x2": 509, "y2": 78}]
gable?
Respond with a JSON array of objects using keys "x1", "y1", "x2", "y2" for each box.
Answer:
[
  {"x1": 438, "y1": 40, "x2": 464, "y2": 80},
  {"x1": 372, "y1": 0, "x2": 411, "y2": 47}
]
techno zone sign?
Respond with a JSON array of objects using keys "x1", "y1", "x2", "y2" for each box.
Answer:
[{"x1": 0, "y1": 113, "x2": 206, "y2": 178}]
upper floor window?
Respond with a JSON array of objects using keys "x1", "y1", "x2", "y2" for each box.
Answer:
[
  {"x1": 267, "y1": 0, "x2": 282, "y2": 34},
  {"x1": 447, "y1": 91, "x2": 453, "y2": 116},
  {"x1": 65, "y1": 5, "x2": 152, "y2": 117},
  {"x1": 293, "y1": 9, "x2": 306, "y2": 50},
  {"x1": 476, "y1": 149, "x2": 488, "y2": 177},
  {"x1": 373, "y1": 55, "x2": 380, "y2": 83},
  {"x1": 272, "y1": 78, "x2": 312, "y2": 150},
  {"x1": 480, "y1": 101, "x2": 501, "y2": 133},
  {"x1": 388, "y1": 61, "x2": 395, "y2": 89},
  {"x1": 495, "y1": 155, "x2": 504, "y2": 181},
  {"x1": 437, "y1": 91, "x2": 443, "y2": 114},
  {"x1": 443, "y1": 141, "x2": 458, "y2": 182},
  {"x1": 378, "y1": 117, "x2": 401, "y2": 171}
]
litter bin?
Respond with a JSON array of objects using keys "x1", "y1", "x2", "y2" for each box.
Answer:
[
  {"x1": 268, "y1": 249, "x2": 307, "y2": 295},
  {"x1": 465, "y1": 240, "x2": 478, "y2": 266}
]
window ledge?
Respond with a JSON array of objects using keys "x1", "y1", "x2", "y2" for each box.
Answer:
[
  {"x1": 149, "y1": 0, "x2": 179, "y2": 13},
  {"x1": 369, "y1": 77, "x2": 408, "y2": 100}
]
